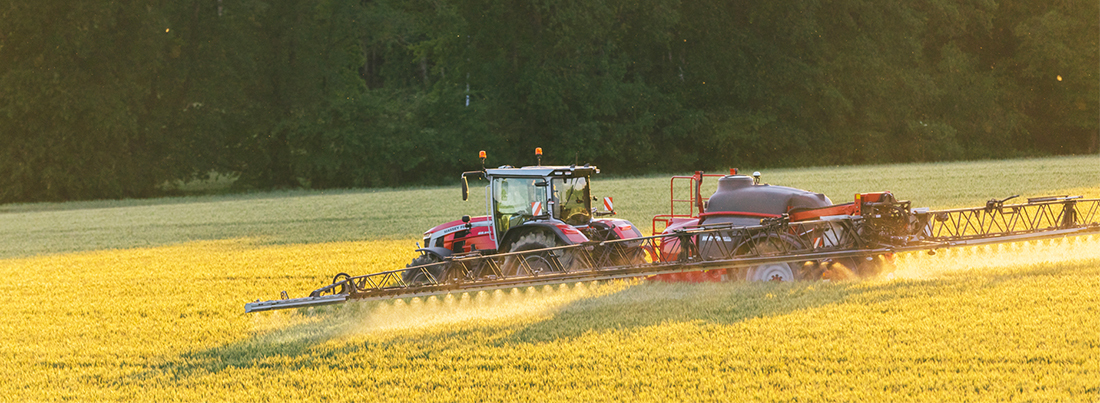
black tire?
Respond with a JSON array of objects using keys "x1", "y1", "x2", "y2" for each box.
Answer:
[
  {"x1": 588, "y1": 221, "x2": 646, "y2": 267},
  {"x1": 402, "y1": 253, "x2": 445, "y2": 285},
  {"x1": 611, "y1": 243, "x2": 646, "y2": 267},
  {"x1": 501, "y1": 231, "x2": 573, "y2": 276},
  {"x1": 605, "y1": 236, "x2": 646, "y2": 267}
]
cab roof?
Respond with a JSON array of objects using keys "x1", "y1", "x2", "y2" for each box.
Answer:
[{"x1": 484, "y1": 165, "x2": 598, "y2": 178}]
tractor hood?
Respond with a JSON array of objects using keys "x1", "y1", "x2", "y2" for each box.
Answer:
[{"x1": 424, "y1": 215, "x2": 492, "y2": 236}]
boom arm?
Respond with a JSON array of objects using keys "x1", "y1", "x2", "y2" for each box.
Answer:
[{"x1": 246, "y1": 197, "x2": 1100, "y2": 313}]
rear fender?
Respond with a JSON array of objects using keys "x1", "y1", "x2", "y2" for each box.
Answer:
[{"x1": 591, "y1": 218, "x2": 642, "y2": 240}]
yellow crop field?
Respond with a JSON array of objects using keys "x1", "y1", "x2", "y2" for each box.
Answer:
[
  {"x1": 2, "y1": 234, "x2": 1097, "y2": 401},
  {"x1": 2, "y1": 156, "x2": 1098, "y2": 401}
]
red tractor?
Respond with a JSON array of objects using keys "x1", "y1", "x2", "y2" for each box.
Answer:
[{"x1": 404, "y1": 150, "x2": 643, "y2": 283}]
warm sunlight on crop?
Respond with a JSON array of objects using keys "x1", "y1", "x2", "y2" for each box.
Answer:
[
  {"x1": 2, "y1": 234, "x2": 1096, "y2": 401},
  {"x1": 889, "y1": 234, "x2": 1100, "y2": 280},
  {"x1": 1, "y1": 156, "x2": 1096, "y2": 402}
]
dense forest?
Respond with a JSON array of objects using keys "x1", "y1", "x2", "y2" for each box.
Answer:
[{"x1": 1, "y1": 0, "x2": 1096, "y2": 203}]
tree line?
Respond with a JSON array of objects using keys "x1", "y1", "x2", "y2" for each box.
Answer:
[{"x1": 1, "y1": 0, "x2": 1096, "y2": 203}]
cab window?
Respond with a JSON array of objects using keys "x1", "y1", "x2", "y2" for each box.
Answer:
[
  {"x1": 493, "y1": 177, "x2": 545, "y2": 235},
  {"x1": 552, "y1": 177, "x2": 590, "y2": 226}
]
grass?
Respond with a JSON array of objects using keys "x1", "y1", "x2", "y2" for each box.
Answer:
[
  {"x1": 1, "y1": 155, "x2": 1097, "y2": 258},
  {"x1": 1, "y1": 155, "x2": 1099, "y2": 401}
]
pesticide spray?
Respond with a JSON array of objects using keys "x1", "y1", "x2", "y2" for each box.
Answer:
[{"x1": 889, "y1": 234, "x2": 1099, "y2": 280}]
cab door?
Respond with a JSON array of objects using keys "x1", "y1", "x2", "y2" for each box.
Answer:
[
  {"x1": 491, "y1": 176, "x2": 551, "y2": 239},
  {"x1": 551, "y1": 176, "x2": 591, "y2": 226}
]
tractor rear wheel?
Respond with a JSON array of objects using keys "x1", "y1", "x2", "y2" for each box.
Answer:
[
  {"x1": 402, "y1": 253, "x2": 445, "y2": 285},
  {"x1": 588, "y1": 221, "x2": 645, "y2": 267},
  {"x1": 502, "y1": 231, "x2": 573, "y2": 276},
  {"x1": 606, "y1": 234, "x2": 646, "y2": 267},
  {"x1": 610, "y1": 243, "x2": 647, "y2": 267}
]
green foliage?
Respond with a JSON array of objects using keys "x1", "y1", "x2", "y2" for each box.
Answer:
[{"x1": 0, "y1": 0, "x2": 1096, "y2": 202}]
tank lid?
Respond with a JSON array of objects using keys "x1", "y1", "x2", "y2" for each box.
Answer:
[{"x1": 716, "y1": 175, "x2": 754, "y2": 191}]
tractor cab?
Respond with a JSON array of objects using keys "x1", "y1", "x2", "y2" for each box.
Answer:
[
  {"x1": 443, "y1": 163, "x2": 602, "y2": 258},
  {"x1": 485, "y1": 165, "x2": 597, "y2": 240}
]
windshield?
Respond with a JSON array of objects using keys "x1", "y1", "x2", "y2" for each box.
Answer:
[
  {"x1": 552, "y1": 176, "x2": 590, "y2": 226},
  {"x1": 493, "y1": 177, "x2": 548, "y2": 236}
]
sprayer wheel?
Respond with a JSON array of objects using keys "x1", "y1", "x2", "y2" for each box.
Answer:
[
  {"x1": 738, "y1": 235, "x2": 805, "y2": 282},
  {"x1": 746, "y1": 261, "x2": 798, "y2": 282}
]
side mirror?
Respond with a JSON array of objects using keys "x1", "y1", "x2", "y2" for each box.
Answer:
[
  {"x1": 460, "y1": 171, "x2": 485, "y2": 201},
  {"x1": 462, "y1": 176, "x2": 470, "y2": 201}
]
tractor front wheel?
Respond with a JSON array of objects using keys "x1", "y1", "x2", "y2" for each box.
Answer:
[{"x1": 402, "y1": 253, "x2": 446, "y2": 285}]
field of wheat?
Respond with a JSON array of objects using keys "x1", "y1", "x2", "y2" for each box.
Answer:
[{"x1": 1, "y1": 156, "x2": 1098, "y2": 401}]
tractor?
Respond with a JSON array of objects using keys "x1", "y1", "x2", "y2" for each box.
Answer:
[{"x1": 403, "y1": 149, "x2": 643, "y2": 283}]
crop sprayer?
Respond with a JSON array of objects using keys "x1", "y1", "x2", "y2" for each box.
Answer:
[{"x1": 245, "y1": 151, "x2": 1100, "y2": 313}]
